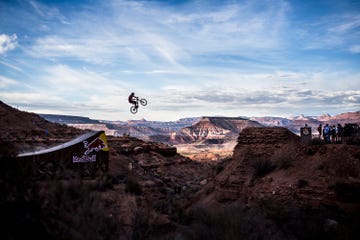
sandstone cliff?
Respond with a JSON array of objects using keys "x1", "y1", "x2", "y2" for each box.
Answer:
[
  {"x1": 170, "y1": 116, "x2": 262, "y2": 144},
  {"x1": 193, "y1": 127, "x2": 360, "y2": 213}
]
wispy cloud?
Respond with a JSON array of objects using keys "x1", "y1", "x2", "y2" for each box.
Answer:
[
  {"x1": 28, "y1": 0, "x2": 70, "y2": 24},
  {"x1": 0, "y1": 75, "x2": 19, "y2": 88},
  {"x1": 0, "y1": 60, "x2": 23, "y2": 72},
  {"x1": 0, "y1": 0, "x2": 359, "y2": 120},
  {"x1": 349, "y1": 45, "x2": 360, "y2": 53},
  {"x1": 0, "y1": 34, "x2": 18, "y2": 54},
  {"x1": 296, "y1": 12, "x2": 360, "y2": 52},
  {"x1": 27, "y1": 0, "x2": 289, "y2": 67}
]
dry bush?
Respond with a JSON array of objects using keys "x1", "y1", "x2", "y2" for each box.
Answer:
[
  {"x1": 257, "y1": 197, "x2": 360, "y2": 240},
  {"x1": 252, "y1": 158, "x2": 277, "y2": 179},
  {"x1": 0, "y1": 141, "x2": 121, "y2": 240},
  {"x1": 310, "y1": 138, "x2": 326, "y2": 145},
  {"x1": 297, "y1": 179, "x2": 309, "y2": 188},
  {"x1": 272, "y1": 145, "x2": 297, "y2": 169},
  {"x1": 333, "y1": 181, "x2": 360, "y2": 203},
  {"x1": 125, "y1": 176, "x2": 142, "y2": 195},
  {"x1": 0, "y1": 140, "x2": 50, "y2": 239},
  {"x1": 345, "y1": 136, "x2": 360, "y2": 145},
  {"x1": 180, "y1": 204, "x2": 285, "y2": 240},
  {"x1": 39, "y1": 180, "x2": 120, "y2": 240}
]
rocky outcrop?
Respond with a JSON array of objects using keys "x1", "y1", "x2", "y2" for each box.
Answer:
[
  {"x1": 328, "y1": 111, "x2": 360, "y2": 123},
  {"x1": 0, "y1": 101, "x2": 84, "y2": 152},
  {"x1": 116, "y1": 136, "x2": 177, "y2": 157},
  {"x1": 193, "y1": 127, "x2": 360, "y2": 213},
  {"x1": 171, "y1": 116, "x2": 262, "y2": 144},
  {"x1": 237, "y1": 127, "x2": 299, "y2": 144}
]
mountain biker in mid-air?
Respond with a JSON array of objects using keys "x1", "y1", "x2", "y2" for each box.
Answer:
[
  {"x1": 128, "y1": 92, "x2": 148, "y2": 114},
  {"x1": 128, "y1": 92, "x2": 138, "y2": 108}
]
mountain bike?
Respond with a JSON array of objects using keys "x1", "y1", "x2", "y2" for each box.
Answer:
[{"x1": 130, "y1": 96, "x2": 147, "y2": 114}]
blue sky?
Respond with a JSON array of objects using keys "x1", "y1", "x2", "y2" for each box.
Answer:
[{"x1": 0, "y1": 0, "x2": 359, "y2": 121}]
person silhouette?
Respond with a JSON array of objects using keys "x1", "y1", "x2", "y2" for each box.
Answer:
[{"x1": 128, "y1": 92, "x2": 138, "y2": 108}]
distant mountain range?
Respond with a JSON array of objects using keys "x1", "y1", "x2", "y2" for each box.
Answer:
[
  {"x1": 39, "y1": 111, "x2": 360, "y2": 136},
  {"x1": 251, "y1": 111, "x2": 360, "y2": 135},
  {"x1": 38, "y1": 111, "x2": 359, "y2": 161},
  {"x1": 39, "y1": 114, "x2": 101, "y2": 124},
  {"x1": 40, "y1": 111, "x2": 360, "y2": 140}
]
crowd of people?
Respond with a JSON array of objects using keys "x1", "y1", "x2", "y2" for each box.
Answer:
[
  {"x1": 317, "y1": 123, "x2": 360, "y2": 144},
  {"x1": 317, "y1": 123, "x2": 342, "y2": 143}
]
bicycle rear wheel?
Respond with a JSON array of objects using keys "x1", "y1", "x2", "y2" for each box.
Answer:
[{"x1": 130, "y1": 106, "x2": 138, "y2": 114}]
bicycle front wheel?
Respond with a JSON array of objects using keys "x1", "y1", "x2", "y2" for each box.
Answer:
[{"x1": 140, "y1": 98, "x2": 147, "y2": 106}]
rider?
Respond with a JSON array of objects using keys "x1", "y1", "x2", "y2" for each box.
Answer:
[{"x1": 128, "y1": 92, "x2": 138, "y2": 108}]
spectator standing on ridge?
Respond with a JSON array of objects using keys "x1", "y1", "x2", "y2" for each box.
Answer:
[
  {"x1": 331, "y1": 125, "x2": 337, "y2": 143},
  {"x1": 336, "y1": 123, "x2": 343, "y2": 143},
  {"x1": 317, "y1": 124, "x2": 322, "y2": 139},
  {"x1": 323, "y1": 124, "x2": 331, "y2": 143}
]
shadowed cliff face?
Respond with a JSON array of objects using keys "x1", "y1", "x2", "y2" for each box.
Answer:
[
  {"x1": 173, "y1": 127, "x2": 359, "y2": 240},
  {"x1": 0, "y1": 101, "x2": 84, "y2": 152},
  {"x1": 193, "y1": 127, "x2": 360, "y2": 212},
  {"x1": 2, "y1": 99, "x2": 360, "y2": 239},
  {"x1": 0, "y1": 100, "x2": 213, "y2": 239}
]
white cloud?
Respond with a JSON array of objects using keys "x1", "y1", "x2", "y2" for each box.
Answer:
[
  {"x1": 297, "y1": 13, "x2": 360, "y2": 51},
  {"x1": 328, "y1": 15, "x2": 360, "y2": 33},
  {"x1": 0, "y1": 34, "x2": 18, "y2": 54},
  {"x1": 0, "y1": 60, "x2": 23, "y2": 72},
  {"x1": 1, "y1": 0, "x2": 359, "y2": 121},
  {"x1": 28, "y1": 0, "x2": 70, "y2": 24},
  {"x1": 27, "y1": 0, "x2": 289, "y2": 67},
  {"x1": 349, "y1": 45, "x2": 360, "y2": 53},
  {"x1": 39, "y1": 64, "x2": 129, "y2": 96},
  {"x1": 0, "y1": 75, "x2": 19, "y2": 88}
]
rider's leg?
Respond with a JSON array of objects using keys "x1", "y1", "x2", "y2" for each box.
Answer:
[{"x1": 131, "y1": 100, "x2": 138, "y2": 108}]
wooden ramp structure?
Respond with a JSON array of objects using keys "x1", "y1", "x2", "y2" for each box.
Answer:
[{"x1": 17, "y1": 131, "x2": 109, "y2": 179}]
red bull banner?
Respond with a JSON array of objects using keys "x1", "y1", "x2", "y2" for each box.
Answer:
[{"x1": 17, "y1": 131, "x2": 109, "y2": 179}]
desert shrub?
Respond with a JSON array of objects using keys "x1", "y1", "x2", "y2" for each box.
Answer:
[
  {"x1": 274, "y1": 154, "x2": 294, "y2": 169},
  {"x1": 257, "y1": 197, "x2": 289, "y2": 222},
  {"x1": 215, "y1": 164, "x2": 224, "y2": 174},
  {"x1": 0, "y1": 139, "x2": 18, "y2": 159},
  {"x1": 37, "y1": 180, "x2": 121, "y2": 240},
  {"x1": 272, "y1": 146, "x2": 297, "y2": 169},
  {"x1": 0, "y1": 141, "x2": 50, "y2": 239},
  {"x1": 306, "y1": 147, "x2": 317, "y2": 156},
  {"x1": 181, "y1": 204, "x2": 285, "y2": 240},
  {"x1": 310, "y1": 138, "x2": 325, "y2": 145},
  {"x1": 0, "y1": 141, "x2": 122, "y2": 240},
  {"x1": 211, "y1": 157, "x2": 231, "y2": 175},
  {"x1": 93, "y1": 173, "x2": 118, "y2": 191},
  {"x1": 132, "y1": 205, "x2": 177, "y2": 240},
  {"x1": 132, "y1": 207, "x2": 152, "y2": 240},
  {"x1": 257, "y1": 196, "x2": 360, "y2": 240},
  {"x1": 0, "y1": 141, "x2": 35, "y2": 198},
  {"x1": 334, "y1": 182, "x2": 360, "y2": 202},
  {"x1": 297, "y1": 179, "x2": 309, "y2": 188},
  {"x1": 125, "y1": 177, "x2": 142, "y2": 195},
  {"x1": 252, "y1": 158, "x2": 276, "y2": 179},
  {"x1": 345, "y1": 136, "x2": 360, "y2": 145}
]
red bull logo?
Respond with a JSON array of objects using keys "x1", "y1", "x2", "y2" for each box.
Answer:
[
  {"x1": 83, "y1": 138, "x2": 106, "y2": 155},
  {"x1": 72, "y1": 135, "x2": 108, "y2": 163}
]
